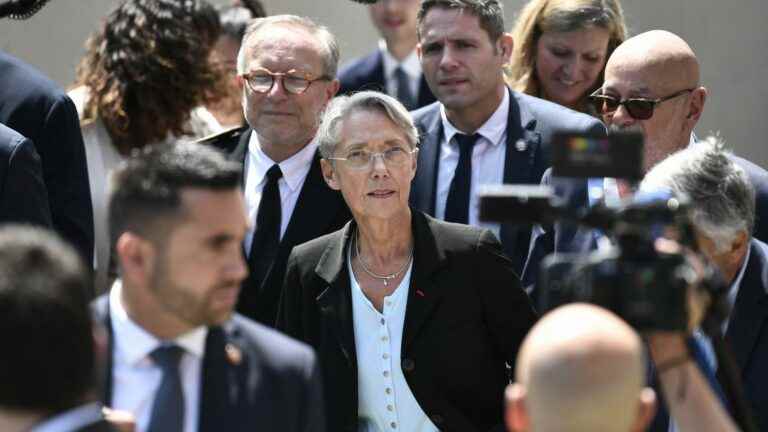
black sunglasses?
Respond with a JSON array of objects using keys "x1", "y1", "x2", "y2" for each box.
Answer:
[{"x1": 589, "y1": 88, "x2": 695, "y2": 120}]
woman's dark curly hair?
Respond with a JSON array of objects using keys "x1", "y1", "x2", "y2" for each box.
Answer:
[{"x1": 75, "y1": 0, "x2": 222, "y2": 155}]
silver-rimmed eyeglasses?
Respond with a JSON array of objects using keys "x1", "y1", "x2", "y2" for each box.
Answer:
[
  {"x1": 327, "y1": 147, "x2": 419, "y2": 170},
  {"x1": 240, "y1": 67, "x2": 331, "y2": 95}
]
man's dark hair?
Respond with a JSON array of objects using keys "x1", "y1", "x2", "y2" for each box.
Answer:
[
  {"x1": 237, "y1": 0, "x2": 266, "y2": 18},
  {"x1": 218, "y1": 4, "x2": 254, "y2": 43},
  {"x1": 0, "y1": 226, "x2": 93, "y2": 412},
  {"x1": 417, "y1": 0, "x2": 506, "y2": 42},
  {"x1": 108, "y1": 141, "x2": 241, "y2": 246}
]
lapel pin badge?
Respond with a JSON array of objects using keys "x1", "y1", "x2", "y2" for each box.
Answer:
[
  {"x1": 515, "y1": 139, "x2": 528, "y2": 152},
  {"x1": 416, "y1": 289, "x2": 426, "y2": 297},
  {"x1": 225, "y1": 343, "x2": 243, "y2": 365}
]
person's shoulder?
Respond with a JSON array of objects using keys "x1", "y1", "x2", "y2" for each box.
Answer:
[
  {"x1": 0, "y1": 51, "x2": 68, "y2": 102},
  {"x1": 338, "y1": 50, "x2": 381, "y2": 83},
  {"x1": 196, "y1": 125, "x2": 249, "y2": 155},
  {"x1": 0, "y1": 123, "x2": 26, "y2": 147},
  {"x1": 511, "y1": 90, "x2": 602, "y2": 130},
  {"x1": 419, "y1": 212, "x2": 495, "y2": 250},
  {"x1": 227, "y1": 314, "x2": 315, "y2": 367},
  {"x1": 410, "y1": 100, "x2": 442, "y2": 126},
  {"x1": 292, "y1": 224, "x2": 348, "y2": 261}
]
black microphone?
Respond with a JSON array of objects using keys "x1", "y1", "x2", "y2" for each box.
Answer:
[{"x1": 0, "y1": 0, "x2": 50, "y2": 20}]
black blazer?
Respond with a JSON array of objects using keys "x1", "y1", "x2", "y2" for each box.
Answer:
[
  {"x1": 92, "y1": 294, "x2": 325, "y2": 432},
  {"x1": 0, "y1": 123, "x2": 52, "y2": 227},
  {"x1": 723, "y1": 238, "x2": 768, "y2": 431},
  {"x1": 409, "y1": 89, "x2": 605, "y2": 274},
  {"x1": 277, "y1": 211, "x2": 537, "y2": 432},
  {"x1": 200, "y1": 127, "x2": 351, "y2": 326},
  {"x1": 0, "y1": 51, "x2": 93, "y2": 266},
  {"x1": 338, "y1": 50, "x2": 436, "y2": 109}
]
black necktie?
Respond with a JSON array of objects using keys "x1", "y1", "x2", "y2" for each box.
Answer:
[
  {"x1": 394, "y1": 66, "x2": 416, "y2": 111},
  {"x1": 147, "y1": 345, "x2": 185, "y2": 432},
  {"x1": 248, "y1": 164, "x2": 283, "y2": 288},
  {"x1": 444, "y1": 133, "x2": 480, "y2": 224}
]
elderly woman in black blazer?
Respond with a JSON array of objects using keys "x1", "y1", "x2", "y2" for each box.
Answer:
[{"x1": 276, "y1": 91, "x2": 537, "y2": 432}]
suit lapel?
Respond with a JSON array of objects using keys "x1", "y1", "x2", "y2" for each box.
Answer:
[
  {"x1": 280, "y1": 152, "x2": 342, "y2": 254},
  {"x1": 725, "y1": 240, "x2": 768, "y2": 373},
  {"x1": 411, "y1": 106, "x2": 442, "y2": 215},
  {"x1": 92, "y1": 295, "x2": 115, "y2": 406},
  {"x1": 231, "y1": 129, "x2": 252, "y2": 190},
  {"x1": 370, "y1": 51, "x2": 386, "y2": 91},
  {"x1": 402, "y1": 213, "x2": 448, "y2": 351},
  {"x1": 199, "y1": 323, "x2": 254, "y2": 432},
  {"x1": 315, "y1": 223, "x2": 357, "y2": 365},
  {"x1": 500, "y1": 90, "x2": 542, "y2": 268}
]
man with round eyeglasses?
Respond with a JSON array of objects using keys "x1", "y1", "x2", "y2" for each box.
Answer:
[{"x1": 199, "y1": 15, "x2": 351, "y2": 326}]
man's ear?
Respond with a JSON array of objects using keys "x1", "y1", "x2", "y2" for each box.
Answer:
[
  {"x1": 498, "y1": 33, "x2": 514, "y2": 62},
  {"x1": 505, "y1": 383, "x2": 530, "y2": 432},
  {"x1": 115, "y1": 232, "x2": 156, "y2": 284},
  {"x1": 326, "y1": 79, "x2": 341, "y2": 101},
  {"x1": 631, "y1": 388, "x2": 657, "y2": 432},
  {"x1": 320, "y1": 158, "x2": 341, "y2": 190},
  {"x1": 686, "y1": 86, "x2": 707, "y2": 121}
]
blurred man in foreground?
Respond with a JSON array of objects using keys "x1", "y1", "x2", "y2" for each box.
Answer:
[{"x1": 506, "y1": 303, "x2": 738, "y2": 432}]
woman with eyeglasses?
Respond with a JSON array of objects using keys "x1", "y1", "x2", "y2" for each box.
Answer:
[
  {"x1": 507, "y1": 0, "x2": 627, "y2": 114},
  {"x1": 276, "y1": 91, "x2": 537, "y2": 432}
]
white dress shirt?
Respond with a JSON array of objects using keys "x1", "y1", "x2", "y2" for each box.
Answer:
[
  {"x1": 348, "y1": 247, "x2": 438, "y2": 432},
  {"x1": 30, "y1": 402, "x2": 104, "y2": 432},
  {"x1": 379, "y1": 40, "x2": 421, "y2": 100},
  {"x1": 243, "y1": 133, "x2": 318, "y2": 255},
  {"x1": 109, "y1": 281, "x2": 208, "y2": 432},
  {"x1": 435, "y1": 90, "x2": 509, "y2": 238}
]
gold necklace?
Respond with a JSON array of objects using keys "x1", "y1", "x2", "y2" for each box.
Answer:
[{"x1": 354, "y1": 229, "x2": 413, "y2": 286}]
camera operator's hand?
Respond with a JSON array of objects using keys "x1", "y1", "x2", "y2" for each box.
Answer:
[
  {"x1": 653, "y1": 237, "x2": 713, "y2": 332},
  {"x1": 644, "y1": 331, "x2": 739, "y2": 432}
]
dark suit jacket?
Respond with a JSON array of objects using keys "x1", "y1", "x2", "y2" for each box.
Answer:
[
  {"x1": 276, "y1": 211, "x2": 537, "y2": 432},
  {"x1": 731, "y1": 155, "x2": 768, "y2": 244},
  {"x1": 92, "y1": 294, "x2": 325, "y2": 432},
  {"x1": 0, "y1": 123, "x2": 51, "y2": 227},
  {"x1": 338, "y1": 50, "x2": 436, "y2": 109},
  {"x1": 0, "y1": 51, "x2": 93, "y2": 266},
  {"x1": 410, "y1": 89, "x2": 605, "y2": 274},
  {"x1": 200, "y1": 127, "x2": 351, "y2": 326},
  {"x1": 77, "y1": 418, "x2": 118, "y2": 432},
  {"x1": 723, "y1": 238, "x2": 768, "y2": 431}
]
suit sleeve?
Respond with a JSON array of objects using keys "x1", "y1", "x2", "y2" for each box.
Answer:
[
  {"x1": 2, "y1": 135, "x2": 53, "y2": 228},
  {"x1": 520, "y1": 170, "x2": 556, "y2": 296},
  {"x1": 476, "y1": 229, "x2": 538, "y2": 375},
  {"x1": 300, "y1": 349, "x2": 326, "y2": 432},
  {"x1": 42, "y1": 95, "x2": 94, "y2": 266}
]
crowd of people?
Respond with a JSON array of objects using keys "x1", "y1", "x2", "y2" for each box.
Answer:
[{"x1": 0, "y1": 0, "x2": 766, "y2": 431}]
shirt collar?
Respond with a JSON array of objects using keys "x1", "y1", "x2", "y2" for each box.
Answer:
[
  {"x1": 109, "y1": 280, "x2": 208, "y2": 366},
  {"x1": 247, "y1": 133, "x2": 319, "y2": 192},
  {"x1": 30, "y1": 402, "x2": 104, "y2": 432},
  {"x1": 439, "y1": 88, "x2": 509, "y2": 147},
  {"x1": 378, "y1": 39, "x2": 421, "y2": 80},
  {"x1": 728, "y1": 244, "x2": 751, "y2": 309}
]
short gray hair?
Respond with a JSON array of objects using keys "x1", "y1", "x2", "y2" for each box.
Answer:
[
  {"x1": 317, "y1": 91, "x2": 419, "y2": 159},
  {"x1": 641, "y1": 136, "x2": 755, "y2": 253},
  {"x1": 236, "y1": 15, "x2": 339, "y2": 78}
]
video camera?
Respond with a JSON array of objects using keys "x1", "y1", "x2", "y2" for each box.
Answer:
[{"x1": 479, "y1": 131, "x2": 727, "y2": 332}]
